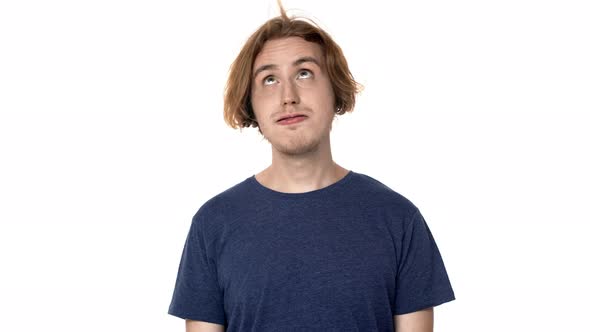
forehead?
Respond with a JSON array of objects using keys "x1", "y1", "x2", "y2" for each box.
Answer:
[{"x1": 253, "y1": 36, "x2": 324, "y2": 68}]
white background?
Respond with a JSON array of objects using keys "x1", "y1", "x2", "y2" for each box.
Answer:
[{"x1": 1, "y1": 0, "x2": 589, "y2": 331}]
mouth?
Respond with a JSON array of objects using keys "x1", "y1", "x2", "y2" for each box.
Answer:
[
  {"x1": 277, "y1": 114, "x2": 308, "y2": 125},
  {"x1": 277, "y1": 114, "x2": 307, "y2": 123}
]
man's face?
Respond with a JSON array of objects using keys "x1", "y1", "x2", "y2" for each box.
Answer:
[{"x1": 250, "y1": 36, "x2": 336, "y2": 156}]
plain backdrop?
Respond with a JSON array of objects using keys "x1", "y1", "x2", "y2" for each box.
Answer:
[{"x1": 1, "y1": 0, "x2": 588, "y2": 331}]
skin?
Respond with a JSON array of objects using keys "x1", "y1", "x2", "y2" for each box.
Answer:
[
  {"x1": 250, "y1": 36, "x2": 349, "y2": 193},
  {"x1": 394, "y1": 307, "x2": 434, "y2": 332},
  {"x1": 186, "y1": 320, "x2": 224, "y2": 332},
  {"x1": 186, "y1": 36, "x2": 434, "y2": 332}
]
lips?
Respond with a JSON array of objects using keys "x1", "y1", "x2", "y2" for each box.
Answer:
[{"x1": 277, "y1": 114, "x2": 307, "y2": 122}]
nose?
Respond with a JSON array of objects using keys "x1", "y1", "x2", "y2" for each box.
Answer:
[{"x1": 281, "y1": 79, "x2": 300, "y2": 106}]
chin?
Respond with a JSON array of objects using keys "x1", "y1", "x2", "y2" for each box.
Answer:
[{"x1": 270, "y1": 135, "x2": 322, "y2": 156}]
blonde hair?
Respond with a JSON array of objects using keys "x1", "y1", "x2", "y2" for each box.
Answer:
[{"x1": 223, "y1": 2, "x2": 363, "y2": 134}]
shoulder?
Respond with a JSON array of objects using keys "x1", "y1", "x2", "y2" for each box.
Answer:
[
  {"x1": 351, "y1": 171, "x2": 419, "y2": 216},
  {"x1": 190, "y1": 176, "x2": 253, "y2": 230}
]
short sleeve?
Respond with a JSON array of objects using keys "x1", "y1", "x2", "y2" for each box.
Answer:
[
  {"x1": 168, "y1": 211, "x2": 226, "y2": 325},
  {"x1": 393, "y1": 209, "x2": 455, "y2": 315}
]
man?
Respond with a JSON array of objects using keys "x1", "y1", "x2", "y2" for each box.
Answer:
[{"x1": 168, "y1": 4, "x2": 455, "y2": 332}]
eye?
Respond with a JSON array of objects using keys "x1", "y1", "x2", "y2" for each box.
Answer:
[
  {"x1": 262, "y1": 76, "x2": 277, "y2": 85},
  {"x1": 297, "y1": 69, "x2": 313, "y2": 79}
]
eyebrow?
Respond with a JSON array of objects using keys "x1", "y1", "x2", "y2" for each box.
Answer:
[{"x1": 253, "y1": 56, "x2": 321, "y2": 80}]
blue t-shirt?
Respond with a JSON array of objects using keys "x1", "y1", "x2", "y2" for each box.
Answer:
[{"x1": 168, "y1": 170, "x2": 455, "y2": 331}]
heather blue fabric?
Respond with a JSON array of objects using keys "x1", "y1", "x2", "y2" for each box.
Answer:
[{"x1": 168, "y1": 170, "x2": 455, "y2": 331}]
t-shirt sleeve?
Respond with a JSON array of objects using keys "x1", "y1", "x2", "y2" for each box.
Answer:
[
  {"x1": 168, "y1": 210, "x2": 226, "y2": 325},
  {"x1": 393, "y1": 209, "x2": 456, "y2": 315}
]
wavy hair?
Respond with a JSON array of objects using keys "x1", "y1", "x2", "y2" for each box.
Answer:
[{"x1": 223, "y1": 3, "x2": 363, "y2": 134}]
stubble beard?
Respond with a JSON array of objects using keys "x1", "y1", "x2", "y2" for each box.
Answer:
[
  {"x1": 268, "y1": 131, "x2": 321, "y2": 156},
  {"x1": 261, "y1": 115, "x2": 334, "y2": 157},
  {"x1": 264, "y1": 126, "x2": 325, "y2": 157}
]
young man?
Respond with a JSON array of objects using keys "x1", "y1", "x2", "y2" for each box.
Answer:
[{"x1": 168, "y1": 5, "x2": 455, "y2": 332}]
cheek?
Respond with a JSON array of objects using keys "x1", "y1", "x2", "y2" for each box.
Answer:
[
  {"x1": 308, "y1": 82, "x2": 336, "y2": 110},
  {"x1": 250, "y1": 92, "x2": 268, "y2": 120},
  {"x1": 251, "y1": 88, "x2": 278, "y2": 111},
  {"x1": 316, "y1": 77, "x2": 335, "y2": 103}
]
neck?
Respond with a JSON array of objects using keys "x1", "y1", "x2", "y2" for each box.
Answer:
[{"x1": 256, "y1": 137, "x2": 348, "y2": 194}]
